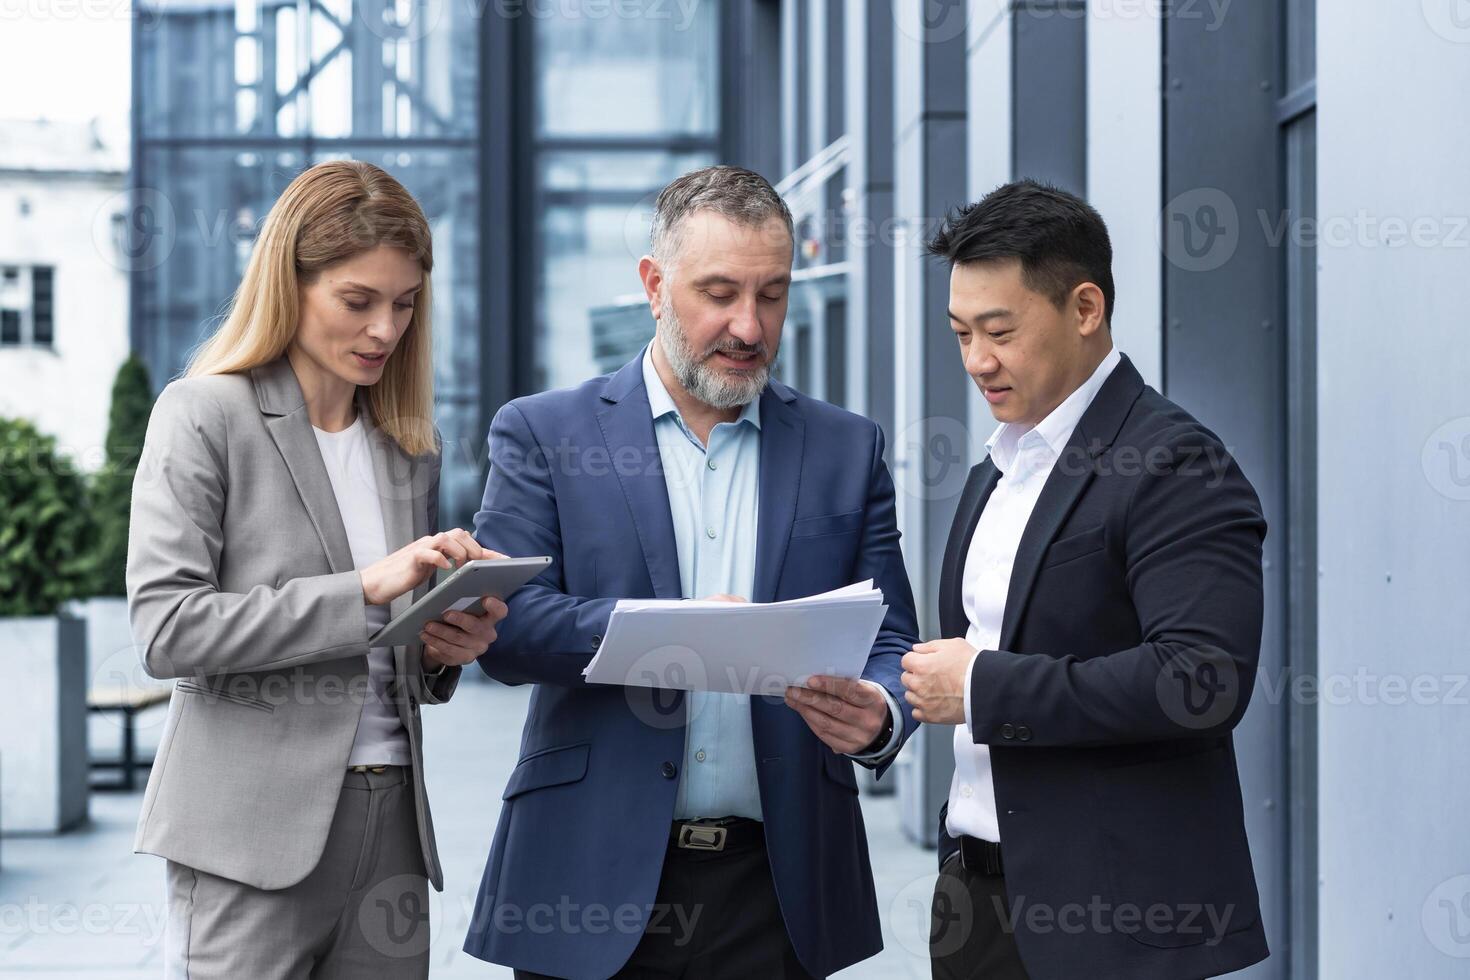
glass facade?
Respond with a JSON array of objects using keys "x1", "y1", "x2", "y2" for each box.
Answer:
[
  {"x1": 130, "y1": 0, "x2": 731, "y2": 523},
  {"x1": 528, "y1": 5, "x2": 722, "y2": 391}
]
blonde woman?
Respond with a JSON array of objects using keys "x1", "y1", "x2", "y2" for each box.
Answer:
[{"x1": 126, "y1": 160, "x2": 505, "y2": 978}]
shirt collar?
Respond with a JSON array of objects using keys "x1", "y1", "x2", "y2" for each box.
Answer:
[
  {"x1": 985, "y1": 347, "x2": 1123, "y2": 475},
  {"x1": 641, "y1": 342, "x2": 762, "y2": 432}
]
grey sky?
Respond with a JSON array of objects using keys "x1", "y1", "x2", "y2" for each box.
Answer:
[{"x1": 0, "y1": 9, "x2": 133, "y2": 128}]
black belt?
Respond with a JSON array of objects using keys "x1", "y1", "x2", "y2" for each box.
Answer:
[
  {"x1": 959, "y1": 835, "x2": 1004, "y2": 876},
  {"x1": 669, "y1": 817, "x2": 764, "y2": 852}
]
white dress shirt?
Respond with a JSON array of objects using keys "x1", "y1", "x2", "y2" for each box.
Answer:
[
  {"x1": 312, "y1": 415, "x2": 412, "y2": 768},
  {"x1": 946, "y1": 347, "x2": 1121, "y2": 843}
]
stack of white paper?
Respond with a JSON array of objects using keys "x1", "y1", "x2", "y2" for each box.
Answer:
[{"x1": 581, "y1": 581, "x2": 888, "y2": 696}]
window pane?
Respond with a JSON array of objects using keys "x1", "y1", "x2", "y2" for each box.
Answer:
[
  {"x1": 535, "y1": 3, "x2": 720, "y2": 137},
  {"x1": 1, "y1": 310, "x2": 19, "y2": 345},
  {"x1": 32, "y1": 267, "x2": 54, "y2": 345},
  {"x1": 137, "y1": 0, "x2": 476, "y2": 139},
  {"x1": 533, "y1": 148, "x2": 714, "y2": 391}
]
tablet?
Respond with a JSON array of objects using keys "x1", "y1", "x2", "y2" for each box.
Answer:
[{"x1": 369, "y1": 556, "x2": 552, "y2": 648}]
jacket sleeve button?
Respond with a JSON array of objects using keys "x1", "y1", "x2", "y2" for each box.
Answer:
[{"x1": 1000, "y1": 723, "x2": 1016, "y2": 740}]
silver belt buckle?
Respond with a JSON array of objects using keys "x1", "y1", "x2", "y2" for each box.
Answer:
[{"x1": 677, "y1": 823, "x2": 728, "y2": 851}]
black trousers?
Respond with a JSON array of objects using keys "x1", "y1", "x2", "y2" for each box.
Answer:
[
  {"x1": 515, "y1": 832, "x2": 816, "y2": 980},
  {"x1": 931, "y1": 851, "x2": 1030, "y2": 980}
]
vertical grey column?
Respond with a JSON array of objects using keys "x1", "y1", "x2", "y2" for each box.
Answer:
[
  {"x1": 1011, "y1": 1, "x2": 1087, "y2": 194},
  {"x1": 844, "y1": 0, "x2": 895, "y2": 440},
  {"x1": 891, "y1": 0, "x2": 969, "y2": 847},
  {"x1": 1162, "y1": 6, "x2": 1288, "y2": 977}
]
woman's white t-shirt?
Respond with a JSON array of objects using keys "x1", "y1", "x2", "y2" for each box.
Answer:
[{"x1": 311, "y1": 415, "x2": 412, "y2": 767}]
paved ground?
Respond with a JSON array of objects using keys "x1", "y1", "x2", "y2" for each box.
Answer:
[{"x1": 0, "y1": 677, "x2": 939, "y2": 979}]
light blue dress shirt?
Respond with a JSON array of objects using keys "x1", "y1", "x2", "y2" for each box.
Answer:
[{"x1": 641, "y1": 347, "x2": 768, "y2": 820}]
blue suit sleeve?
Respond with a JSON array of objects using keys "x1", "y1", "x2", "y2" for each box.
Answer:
[
  {"x1": 472, "y1": 402, "x2": 616, "y2": 687},
  {"x1": 854, "y1": 424, "x2": 922, "y2": 776}
]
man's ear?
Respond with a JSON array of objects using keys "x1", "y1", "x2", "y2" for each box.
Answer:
[
  {"x1": 638, "y1": 256, "x2": 664, "y2": 320},
  {"x1": 1073, "y1": 281, "x2": 1107, "y2": 338}
]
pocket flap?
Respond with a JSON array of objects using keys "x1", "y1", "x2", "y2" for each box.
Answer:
[
  {"x1": 791, "y1": 509, "x2": 864, "y2": 538},
  {"x1": 502, "y1": 742, "x2": 591, "y2": 800},
  {"x1": 1042, "y1": 524, "x2": 1106, "y2": 568}
]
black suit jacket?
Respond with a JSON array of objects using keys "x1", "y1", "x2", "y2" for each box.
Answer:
[{"x1": 935, "y1": 354, "x2": 1270, "y2": 980}]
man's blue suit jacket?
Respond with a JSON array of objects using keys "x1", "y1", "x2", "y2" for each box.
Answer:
[{"x1": 461, "y1": 351, "x2": 921, "y2": 979}]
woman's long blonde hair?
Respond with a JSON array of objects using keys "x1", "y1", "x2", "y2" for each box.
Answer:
[{"x1": 185, "y1": 160, "x2": 438, "y2": 457}]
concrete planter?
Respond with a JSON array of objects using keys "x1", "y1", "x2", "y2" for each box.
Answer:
[
  {"x1": 0, "y1": 615, "x2": 88, "y2": 834},
  {"x1": 79, "y1": 595, "x2": 167, "y2": 696}
]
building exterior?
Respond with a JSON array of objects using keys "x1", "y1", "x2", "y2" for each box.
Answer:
[
  {"x1": 0, "y1": 118, "x2": 130, "y2": 466},
  {"x1": 129, "y1": 3, "x2": 1469, "y2": 976}
]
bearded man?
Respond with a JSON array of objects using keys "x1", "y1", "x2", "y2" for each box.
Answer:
[{"x1": 462, "y1": 165, "x2": 920, "y2": 980}]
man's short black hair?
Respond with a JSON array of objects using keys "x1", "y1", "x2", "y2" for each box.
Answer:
[{"x1": 927, "y1": 179, "x2": 1115, "y2": 327}]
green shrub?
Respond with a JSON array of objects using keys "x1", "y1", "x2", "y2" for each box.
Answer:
[
  {"x1": 0, "y1": 417, "x2": 94, "y2": 617},
  {"x1": 85, "y1": 356, "x2": 155, "y2": 596}
]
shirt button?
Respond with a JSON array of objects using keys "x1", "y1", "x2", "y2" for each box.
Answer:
[
  {"x1": 705, "y1": 526, "x2": 717, "y2": 539},
  {"x1": 960, "y1": 784, "x2": 974, "y2": 799},
  {"x1": 707, "y1": 459, "x2": 717, "y2": 471},
  {"x1": 695, "y1": 749, "x2": 707, "y2": 762}
]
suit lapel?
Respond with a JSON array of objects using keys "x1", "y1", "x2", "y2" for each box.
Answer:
[
  {"x1": 254, "y1": 357, "x2": 355, "y2": 576},
  {"x1": 997, "y1": 355, "x2": 1146, "y2": 650},
  {"x1": 939, "y1": 460, "x2": 1000, "y2": 639},
  {"x1": 751, "y1": 382, "x2": 803, "y2": 604},
  {"x1": 596, "y1": 357, "x2": 683, "y2": 601}
]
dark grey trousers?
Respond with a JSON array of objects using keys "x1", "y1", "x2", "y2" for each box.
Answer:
[{"x1": 164, "y1": 766, "x2": 429, "y2": 980}]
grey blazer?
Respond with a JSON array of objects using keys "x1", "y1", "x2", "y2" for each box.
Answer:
[{"x1": 126, "y1": 355, "x2": 459, "y2": 891}]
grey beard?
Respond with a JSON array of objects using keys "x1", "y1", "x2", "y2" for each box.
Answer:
[{"x1": 656, "y1": 293, "x2": 772, "y2": 411}]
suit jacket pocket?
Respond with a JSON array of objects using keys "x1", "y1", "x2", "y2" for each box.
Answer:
[
  {"x1": 791, "y1": 509, "x2": 864, "y2": 539},
  {"x1": 173, "y1": 678, "x2": 276, "y2": 713},
  {"x1": 1041, "y1": 524, "x2": 1106, "y2": 569},
  {"x1": 502, "y1": 742, "x2": 591, "y2": 800},
  {"x1": 1093, "y1": 744, "x2": 1261, "y2": 948}
]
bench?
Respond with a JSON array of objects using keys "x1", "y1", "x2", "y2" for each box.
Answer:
[{"x1": 88, "y1": 686, "x2": 171, "y2": 792}]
